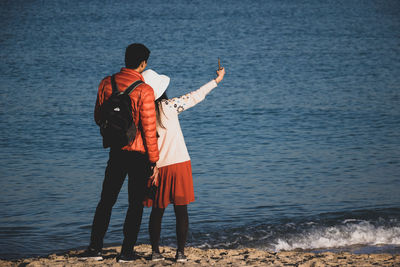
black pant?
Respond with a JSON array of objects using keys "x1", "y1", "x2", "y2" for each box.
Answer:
[{"x1": 89, "y1": 149, "x2": 151, "y2": 254}]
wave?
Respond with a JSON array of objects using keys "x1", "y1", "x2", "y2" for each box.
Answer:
[
  {"x1": 187, "y1": 208, "x2": 400, "y2": 253},
  {"x1": 272, "y1": 219, "x2": 400, "y2": 252}
]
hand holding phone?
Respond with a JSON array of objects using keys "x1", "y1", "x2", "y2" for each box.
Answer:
[{"x1": 215, "y1": 58, "x2": 225, "y2": 84}]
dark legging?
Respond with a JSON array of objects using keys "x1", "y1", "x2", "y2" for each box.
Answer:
[{"x1": 149, "y1": 205, "x2": 188, "y2": 253}]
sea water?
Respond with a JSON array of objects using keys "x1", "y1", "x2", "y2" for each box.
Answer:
[{"x1": 1, "y1": 0, "x2": 400, "y2": 260}]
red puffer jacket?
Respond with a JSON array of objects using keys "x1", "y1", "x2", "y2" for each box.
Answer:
[{"x1": 94, "y1": 68, "x2": 159, "y2": 163}]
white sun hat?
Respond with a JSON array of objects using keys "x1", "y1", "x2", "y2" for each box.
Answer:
[{"x1": 142, "y1": 69, "x2": 170, "y2": 100}]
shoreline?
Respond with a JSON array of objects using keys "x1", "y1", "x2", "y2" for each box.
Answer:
[{"x1": 1, "y1": 244, "x2": 399, "y2": 266}]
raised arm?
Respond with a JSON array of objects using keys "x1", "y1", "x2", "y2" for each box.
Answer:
[{"x1": 166, "y1": 67, "x2": 225, "y2": 114}]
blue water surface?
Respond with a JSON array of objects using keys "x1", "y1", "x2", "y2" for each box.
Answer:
[{"x1": 1, "y1": 0, "x2": 400, "y2": 259}]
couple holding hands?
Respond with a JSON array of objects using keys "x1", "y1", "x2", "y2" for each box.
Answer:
[{"x1": 82, "y1": 43, "x2": 225, "y2": 262}]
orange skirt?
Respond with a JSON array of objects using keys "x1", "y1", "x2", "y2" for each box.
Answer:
[{"x1": 144, "y1": 160, "x2": 195, "y2": 208}]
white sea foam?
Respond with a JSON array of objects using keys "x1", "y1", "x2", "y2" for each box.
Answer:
[{"x1": 272, "y1": 220, "x2": 400, "y2": 251}]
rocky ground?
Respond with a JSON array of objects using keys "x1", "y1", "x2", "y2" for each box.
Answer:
[{"x1": 1, "y1": 244, "x2": 399, "y2": 266}]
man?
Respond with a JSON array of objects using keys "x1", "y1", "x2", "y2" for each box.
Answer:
[{"x1": 81, "y1": 43, "x2": 159, "y2": 262}]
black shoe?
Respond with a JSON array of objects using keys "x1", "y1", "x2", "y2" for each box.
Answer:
[
  {"x1": 175, "y1": 251, "x2": 187, "y2": 262},
  {"x1": 151, "y1": 251, "x2": 165, "y2": 261},
  {"x1": 117, "y1": 252, "x2": 136, "y2": 262},
  {"x1": 78, "y1": 247, "x2": 103, "y2": 261}
]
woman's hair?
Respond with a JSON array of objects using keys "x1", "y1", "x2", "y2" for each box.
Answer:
[{"x1": 155, "y1": 91, "x2": 168, "y2": 129}]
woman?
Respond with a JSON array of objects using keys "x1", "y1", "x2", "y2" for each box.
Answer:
[{"x1": 142, "y1": 65, "x2": 225, "y2": 262}]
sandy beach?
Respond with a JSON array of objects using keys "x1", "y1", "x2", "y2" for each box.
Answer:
[{"x1": 1, "y1": 244, "x2": 399, "y2": 267}]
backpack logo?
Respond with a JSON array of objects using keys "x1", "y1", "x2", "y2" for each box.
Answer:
[{"x1": 113, "y1": 107, "x2": 120, "y2": 112}]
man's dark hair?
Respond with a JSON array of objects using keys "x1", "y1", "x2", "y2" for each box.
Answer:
[{"x1": 125, "y1": 43, "x2": 150, "y2": 69}]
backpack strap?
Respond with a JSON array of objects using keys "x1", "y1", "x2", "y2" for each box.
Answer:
[
  {"x1": 111, "y1": 75, "x2": 119, "y2": 94},
  {"x1": 123, "y1": 80, "x2": 144, "y2": 95},
  {"x1": 111, "y1": 74, "x2": 143, "y2": 95}
]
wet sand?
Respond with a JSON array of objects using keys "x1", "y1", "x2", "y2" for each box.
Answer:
[{"x1": 1, "y1": 244, "x2": 399, "y2": 266}]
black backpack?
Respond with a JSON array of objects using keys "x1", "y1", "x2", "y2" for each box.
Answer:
[{"x1": 99, "y1": 75, "x2": 143, "y2": 148}]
